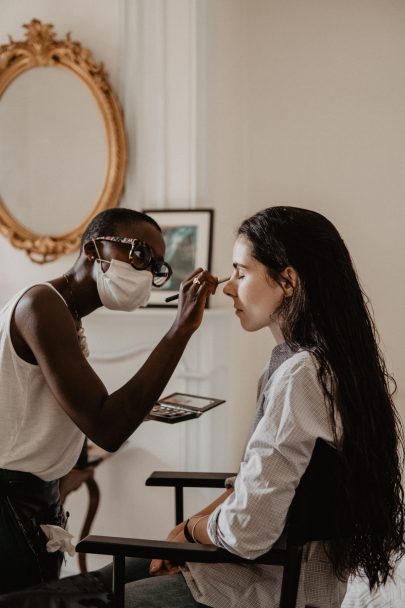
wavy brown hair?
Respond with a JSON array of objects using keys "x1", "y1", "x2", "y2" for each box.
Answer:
[{"x1": 238, "y1": 206, "x2": 404, "y2": 589}]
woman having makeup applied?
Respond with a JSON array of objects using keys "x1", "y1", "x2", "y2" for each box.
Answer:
[
  {"x1": 0, "y1": 208, "x2": 218, "y2": 595},
  {"x1": 1, "y1": 206, "x2": 404, "y2": 608}
]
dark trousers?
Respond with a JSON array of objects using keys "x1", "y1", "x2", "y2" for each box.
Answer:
[{"x1": 0, "y1": 469, "x2": 65, "y2": 594}]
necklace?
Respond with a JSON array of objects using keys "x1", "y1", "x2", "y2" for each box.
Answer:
[{"x1": 63, "y1": 274, "x2": 90, "y2": 358}]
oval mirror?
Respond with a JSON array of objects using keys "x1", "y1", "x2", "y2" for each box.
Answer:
[{"x1": 0, "y1": 20, "x2": 127, "y2": 263}]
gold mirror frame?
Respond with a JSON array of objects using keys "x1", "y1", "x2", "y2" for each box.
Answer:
[{"x1": 0, "y1": 19, "x2": 127, "y2": 263}]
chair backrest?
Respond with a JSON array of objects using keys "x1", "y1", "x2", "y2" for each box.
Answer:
[
  {"x1": 285, "y1": 438, "x2": 350, "y2": 546},
  {"x1": 276, "y1": 439, "x2": 355, "y2": 608}
]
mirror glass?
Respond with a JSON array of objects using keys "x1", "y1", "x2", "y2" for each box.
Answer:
[{"x1": 0, "y1": 66, "x2": 107, "y2": 235}]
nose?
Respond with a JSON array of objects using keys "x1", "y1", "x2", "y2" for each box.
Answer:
[{"x1": 223, "y1": 278, "x2": 235, "y2": 298}]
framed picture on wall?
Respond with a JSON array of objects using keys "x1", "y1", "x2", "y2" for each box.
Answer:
[{"x1": 143, "y1": 208, "x2": 213, "y2": 307}]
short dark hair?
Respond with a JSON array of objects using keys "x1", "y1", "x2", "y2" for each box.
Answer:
[{"x1": 80, "y1": 208, "x2": 161, "y2": 248}]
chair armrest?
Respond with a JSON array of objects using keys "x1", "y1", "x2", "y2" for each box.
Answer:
[
  {"x1": 145, "y1": 471, "x2": 236, "y2": 489},
  {"x1": 76, "y1": 534, "x2": 287, "y2": 566}
]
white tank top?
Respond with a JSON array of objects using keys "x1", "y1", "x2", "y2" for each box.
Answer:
[{"x1": 0, "y1": 283, "x2": 85, "y2": 481}]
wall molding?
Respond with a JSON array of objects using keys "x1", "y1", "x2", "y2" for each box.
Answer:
[{"x1": 119, "y1": 0, "x2": 202, "y2": 211}]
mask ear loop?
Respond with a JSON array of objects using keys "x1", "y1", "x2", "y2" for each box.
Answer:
[{"x1": 92, "y1": 239, "x2": 111, "y2": 266}]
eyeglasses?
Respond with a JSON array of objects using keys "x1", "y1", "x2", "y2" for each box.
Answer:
[{"x1": 90, "y1": 236, "x2": 172, "y2": 287}]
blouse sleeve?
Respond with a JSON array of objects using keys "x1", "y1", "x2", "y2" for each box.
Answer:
[{"x1": 207, "y1": 352, "x2": 335, "y2": 559}]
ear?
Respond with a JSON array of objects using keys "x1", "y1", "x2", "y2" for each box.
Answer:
[
  {"x1": 279, "y1": 266, "x2": 298, "y2": 297},
  {"x1": 83, "y1": 240, "x2": 96, "y2": 262}
]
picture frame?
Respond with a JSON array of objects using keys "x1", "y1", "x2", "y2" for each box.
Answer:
[{"x1": 142, "y1": 208, "x2": 214, "y2": 306}]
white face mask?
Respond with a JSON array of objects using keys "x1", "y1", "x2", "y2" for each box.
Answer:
[{"x1": 94, "y1": 244, "x2": 152, "y2": 311}]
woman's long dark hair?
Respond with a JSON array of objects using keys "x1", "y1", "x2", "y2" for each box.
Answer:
[{"x1": 238, "y1": 206, "x2": 404, "y2": 589}]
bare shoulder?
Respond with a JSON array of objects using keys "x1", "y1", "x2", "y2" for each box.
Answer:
[
  {"x1": 14, "y1": 284, "x2": 69, "y2": 333},
  {"x1": 11, "y1": 284, "x2": 74, "y2": 364}
]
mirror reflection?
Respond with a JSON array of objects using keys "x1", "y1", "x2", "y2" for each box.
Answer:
[
  {"x1": 0, "y1": 66, "x2": 107, "y2": 236},
  {"x1": 0, "y1": 19, "x2": 127, "y2": 263}
]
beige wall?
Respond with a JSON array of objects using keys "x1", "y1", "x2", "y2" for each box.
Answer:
[{"x1": 203, "y1": 0, "x2": 405, "y2": 421}]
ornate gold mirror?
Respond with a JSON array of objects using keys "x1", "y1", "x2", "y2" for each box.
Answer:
[{"x1": 0, "y1": 20, "x2": 127, "y2": 263}]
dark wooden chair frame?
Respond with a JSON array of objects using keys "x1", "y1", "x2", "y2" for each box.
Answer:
[{"x1": 77, "y1": 439, "x2": 344, "y2": 608}]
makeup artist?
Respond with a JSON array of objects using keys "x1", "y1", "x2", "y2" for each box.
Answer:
[{"x1": 0, "y1": 208, "x2": 217, "y2": 595}]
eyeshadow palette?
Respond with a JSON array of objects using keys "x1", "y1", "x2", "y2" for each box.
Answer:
[
  {"x1": 148, "y1": 403, "x2": 200, "y2": 423},
  {"x1": 148, "y1": 392, "x2": 225, "y2": 424}
]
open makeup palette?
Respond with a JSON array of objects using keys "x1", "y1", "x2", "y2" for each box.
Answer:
[{"x1": 148, "y1": 392, "x2": 225, "y2": 423}]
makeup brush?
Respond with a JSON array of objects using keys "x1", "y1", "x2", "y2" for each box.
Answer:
[{"x1": 165, "y1": 276, "x2": 230, "y2": 303}]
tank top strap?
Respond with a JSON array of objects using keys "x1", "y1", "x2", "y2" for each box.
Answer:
[{"x1": 23, "y1": 282, "x2": 68, "y2": 308}]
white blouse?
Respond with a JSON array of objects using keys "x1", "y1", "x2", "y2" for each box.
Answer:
[{"x1": 182, "y1": 347, "x2": 347, "y2": 608}]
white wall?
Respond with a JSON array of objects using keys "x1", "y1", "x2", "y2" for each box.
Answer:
[
  {"x1": 1, "y1": 0, "x2": 404, "y2": 573},
  {"x1": 202, "y1": 0, "x2": 405, "y2": 420}
]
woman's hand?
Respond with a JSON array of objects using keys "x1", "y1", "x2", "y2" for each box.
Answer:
[
  {"x1": 149, "y1": 522, "x2": 188, "y2": 577},
  {"x1": 172, "y1": 268, "x2": 218, "y2": 335}
]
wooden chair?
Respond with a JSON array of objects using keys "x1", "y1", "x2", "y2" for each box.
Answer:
[
  {"x1": 60, "y1": 439, "x2": 113, "y2": 573},
  {"x1": 77, "y1": 438, "x2": 349, "y2": 608}
]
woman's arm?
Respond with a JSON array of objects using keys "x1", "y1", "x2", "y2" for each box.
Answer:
[
  {"x1": 202, "y1": 354, "x2": 336, "y2": 559},
  {"x1": 182, "y1": 487, "x2": 234, "y2": 543},
  {"x1": 149, "y1": 487, "x2": 234, "y2": 574},
  {"x1": 190, "y1": 487, "x2": 235, "y2": 519},
  {"x1": 14, "y1": 270, "x2": 217, "y2": 451}
]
